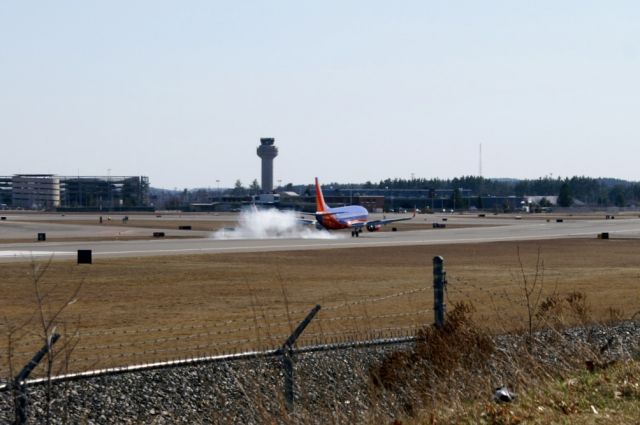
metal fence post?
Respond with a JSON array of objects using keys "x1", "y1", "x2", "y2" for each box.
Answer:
[
  {"x1": 278, "y1": 304, "x2": 321, "y2": 413},
  {"x1": 13, "y1": 333, "x2": 60, "y2": 425},
  {"x1": 433, "y1": 256, "x2": 446, "y2": 329}
]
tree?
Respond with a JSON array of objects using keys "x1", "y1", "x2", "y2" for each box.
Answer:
[
  {"x1": 609, "y1": 186, "x2": 626, "y2": 207},
  {"x1": 250, "y1": 179, "x2": 261, "y2": 194},
  {"x1": 451, "y1": 188, "x2": 467, "y2": 210},
  {"x1": 539, "y1": 197, "x2": 552, "y2": 207},
  {"x1": 476, "y1": 196, "x2": 484, "y2": 210},
  {"x1": 232, "y1": 179, "x2": 245, "y2": 195},
  {"x1": 557, "y1": 182, "x2": 573, "y2": 207}
]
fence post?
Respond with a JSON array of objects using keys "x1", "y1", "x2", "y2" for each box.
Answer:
[
  {"x1": 13, "y1": 333, "x2": 60, "y2": 425},
  {"x1": 279, "y1": 304, "x2": 321, "y2": 413},
  {"x1": 433, "y1": 256, "x2": 447, "y2": 329}
]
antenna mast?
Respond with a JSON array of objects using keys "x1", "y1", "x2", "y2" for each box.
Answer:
[{"x1": 479, "y1": 143, "x2": 483, "y2": 177}]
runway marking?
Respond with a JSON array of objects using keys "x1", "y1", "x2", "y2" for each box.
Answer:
[{"x1": 0, "y1": 250, "x2": 75, "y2": 258}]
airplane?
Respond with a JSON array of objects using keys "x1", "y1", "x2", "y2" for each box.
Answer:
[{"x1": 314, "y1": 177, "x2": 415, "y2": 237}]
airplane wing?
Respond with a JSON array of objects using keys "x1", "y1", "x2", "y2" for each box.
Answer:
[{"x1": 363, "y1": 210, "x2": 416, "y2": 229}]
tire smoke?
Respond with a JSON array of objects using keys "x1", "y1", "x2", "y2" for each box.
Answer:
[{"x1": 212, "y1": 208, "x2": 342, "y2": 240}]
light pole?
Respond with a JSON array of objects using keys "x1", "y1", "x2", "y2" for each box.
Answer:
[
  {"x1": 107, "y1": 168, "x2": 112, "y2": 211},
  {"x1": 216, "y1": 180, "x2": 220, "y2": 202},
  {"x1": 385, "y1": 186, "x2": 388, "y2": 212}
]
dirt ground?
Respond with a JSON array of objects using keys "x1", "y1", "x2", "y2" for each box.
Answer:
[
  {"x1": 15, "y1": 218, "x2": 482, "y2": 232},
  {"x1": 2, "y1": 238, "x2": 639, "y2": 377}
]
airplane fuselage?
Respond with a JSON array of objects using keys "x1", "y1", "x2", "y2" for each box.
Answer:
[{"x1": 315, "y1": 205, "x2": 369, "y2": 230}]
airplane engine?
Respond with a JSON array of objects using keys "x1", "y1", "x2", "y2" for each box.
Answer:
[{"x1": 366, "y1": 223, "x2": 382, "y2": 232}]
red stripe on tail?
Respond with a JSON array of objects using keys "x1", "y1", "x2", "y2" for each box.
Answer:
[{"x1": 315, "y1": 177, "x2": 329, "y2": 212}]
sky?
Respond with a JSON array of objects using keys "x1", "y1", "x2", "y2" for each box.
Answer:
[{"x1": 1, "y1": 1, "x2": 639, "y2": 189}]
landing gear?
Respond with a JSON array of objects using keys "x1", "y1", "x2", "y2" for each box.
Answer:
[{"x1": 351, "y1": 229, "x2": 361, "y2": 237}]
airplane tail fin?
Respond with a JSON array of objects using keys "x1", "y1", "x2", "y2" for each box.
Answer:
[{"x1": 315, "y1": 177, "x2": 329, "y2": 212}]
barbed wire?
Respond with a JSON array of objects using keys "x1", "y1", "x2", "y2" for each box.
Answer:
[
  {"x1": 7, "y1": 330, "x2": 291, "y2": 358},
  {"x1": 446, "y1": 276, "x2": 513, "y2": 302},
  {"x1": 0, "y1": 324, "x2": 425, "y2": 378},
  {"x1": 299, "y1": 325, "x2": 422, "y2": 340},
  {"x1": 323, "y1": 286, "x2": 430, "y2": 311},
  {"x1": 7, "y1": 285, "x2": 431, "y2": 350},
  {"x1": 7, "y1": 308, "x2": 431, "y2": 356},
  {"x1": 11, "y1": 326, "x2": 419, "y2": 371},
  {"x1": 316, "y1": 309, "x2": 431, "y2": 323},
  {"x1": 7, "y1": 316, "x2": 304, "y2": 350},
  {"x1": 39, "y1": 337, "x2": 272, "y2": 366}
]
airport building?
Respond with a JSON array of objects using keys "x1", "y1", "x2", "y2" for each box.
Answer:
[
  {"x1": 59, "y1": 175, "x2": 150, "y2": 210},
  {"x1": 0, "y1": 177, "x2": 11, "y2": 208},
  {"x1": 0, "y1": 174, "x2": 150, "y2": 211},
  {"x1": 11, "y1": 174, "x2": 61, "y2": 209}
]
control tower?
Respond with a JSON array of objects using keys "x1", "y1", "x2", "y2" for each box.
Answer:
[{"x1": 256, "y1": 137, "x2": 278, "y2": 193}]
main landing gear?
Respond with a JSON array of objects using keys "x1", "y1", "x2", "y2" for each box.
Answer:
[{"x1": 351, "y1": 229, "x2": 362, "y2": 237}]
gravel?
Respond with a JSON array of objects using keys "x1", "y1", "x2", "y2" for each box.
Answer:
[{"x1": 1, "y1": 321, "x2": 639, "y2": 424}]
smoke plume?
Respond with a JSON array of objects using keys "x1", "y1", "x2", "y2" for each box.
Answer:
[{"x1": 213, "y1": 208, "x2": 342, "y2": 240}]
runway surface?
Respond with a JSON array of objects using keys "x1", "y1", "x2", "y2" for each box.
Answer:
[{"x1": 1, "y1": 214, "x2": 639, "y2": 261}]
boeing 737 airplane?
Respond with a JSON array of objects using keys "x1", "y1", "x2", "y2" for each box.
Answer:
[{"x1": 314, "y1": 177, "x2": 415, "y2": 237}]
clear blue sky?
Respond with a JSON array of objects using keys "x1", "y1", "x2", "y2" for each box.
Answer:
[{"x1": 1, "y1": 1, "x2": 639, "y2": 188}]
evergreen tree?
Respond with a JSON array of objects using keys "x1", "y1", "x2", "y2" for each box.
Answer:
[
  {"x1": 558, "y1": 182, "x2": 573, "y2": 207},
  {"x1": 451, "y1": 188, "x2": 466, "y2": 210},
  {"x1": 250, "y1": 179, "x2": 261, "y2": 194},
  {"x1": 232, "y1": 179, "x2": 245, "y2": 195}
]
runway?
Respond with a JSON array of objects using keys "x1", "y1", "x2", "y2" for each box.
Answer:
[{"x1": 1, "y1": 214, "x2": 638, "y2": 261}]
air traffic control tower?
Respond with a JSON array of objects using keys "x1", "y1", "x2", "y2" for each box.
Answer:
[{"x1": 256, "y1": 137, "x2": 278, "y2": 193}]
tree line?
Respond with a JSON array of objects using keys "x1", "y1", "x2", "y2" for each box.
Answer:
[
  {"x1": 151, "y1": 176, "x2": 640, "y2": 208},
  {"x1": 328, "y1": 176, "x2": 640, "y2": 207}
]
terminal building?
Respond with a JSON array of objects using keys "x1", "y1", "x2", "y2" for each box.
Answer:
[
  {"x1": 0, "y1": 174, "x2": 150, "y2": 211},
  {"x1": 11, "y1": 174, "x2": 61, "y2": 209}
]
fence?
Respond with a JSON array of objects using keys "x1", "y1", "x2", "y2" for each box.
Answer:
[
  {"x1": 3, "y1": 251, "x2": 638, "y2": 423},
  {"x1": 1, "y1": 285, "x2": 436, "y2": 379},
  {"x1": 0, "y1": 256, "x2": 452, "y2": 422}
]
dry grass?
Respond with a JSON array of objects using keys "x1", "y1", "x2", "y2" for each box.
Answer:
[
  {"x1": 0, "y1": 235, "x2": 198, "y2": 244},
  {"x1": 33, "y1": 218, "x2": 236, "y2": 232},
  {"x1": 1, "y1": 238, "x2": 639, "y2": 378},
  {"x1": 377, "y1": 303, "x2": 640, "y2": 425}
]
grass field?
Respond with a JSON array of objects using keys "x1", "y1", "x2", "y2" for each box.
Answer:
[{"x1": 2, "y1": 238, "x2": 640, "y2": 378}]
